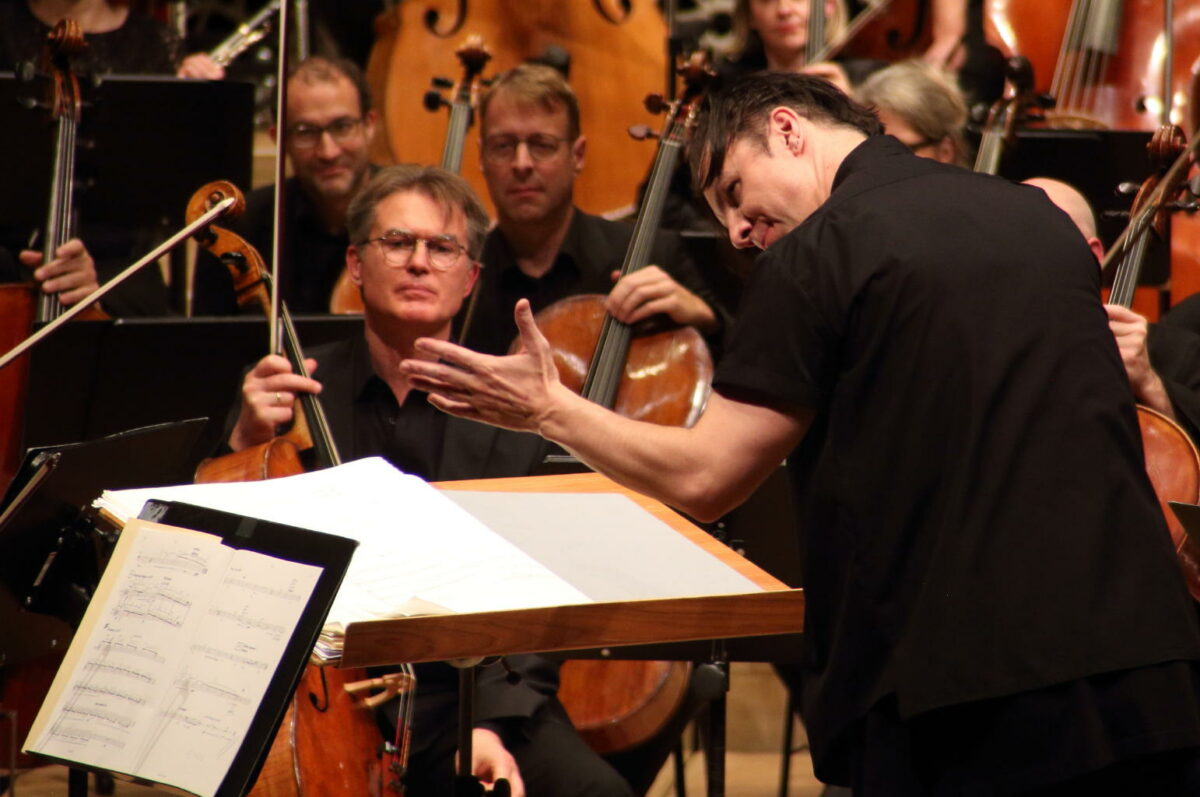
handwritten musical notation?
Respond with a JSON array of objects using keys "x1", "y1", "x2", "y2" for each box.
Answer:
[{"x1": 25, "y1": 520, "x2": 321, "y2": 797}]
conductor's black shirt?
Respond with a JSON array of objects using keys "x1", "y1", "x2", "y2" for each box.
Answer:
[{"x1": 713, "y1": 135, "x2": 1200, "y2": 782}]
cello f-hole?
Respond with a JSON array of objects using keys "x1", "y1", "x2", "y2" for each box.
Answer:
[{"x1": 309, "y1": 667, "x2": 330, "y2": 712}]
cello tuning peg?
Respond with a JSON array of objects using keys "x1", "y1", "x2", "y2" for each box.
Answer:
[
  {"x1": 628, "y1": 124, "x2": 659, "y2": 141},
  {"x1": 1115, "y1": 182, "x2": 1140, "y2": 196},
  {"x1": 643, "y1": 93, "x2": 668, "y2": 114},
  {"x1": 430, "y1": 76, "x2": 453, "y2": 89},
  {"x1": 422, "y1": 90, "x2": 446, "y2": 113}
]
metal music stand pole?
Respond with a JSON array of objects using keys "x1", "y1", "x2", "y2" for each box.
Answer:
[{"x1": 451, "y1": 660, "x2": 510, "y2": 797}]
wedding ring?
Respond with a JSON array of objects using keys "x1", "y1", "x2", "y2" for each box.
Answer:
[{"x1": 274, "y1": 391, "x2": 283, "y2": 406}]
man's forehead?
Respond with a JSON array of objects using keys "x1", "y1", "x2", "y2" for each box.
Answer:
[
  {"x1": 483, "y1": 94, "x2": 570, "y2": 132},
  {"x1": 287, "y1": 76, "x2": 360, "y2": 120},
  {"x1": 374, "y1": 192, "x2": 466, "y2": 237}
]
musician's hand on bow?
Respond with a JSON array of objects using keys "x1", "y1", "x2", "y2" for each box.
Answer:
[
  {"x1": 19, "y1": 238, "x2": 98, "y2": 306},
  {"x1": 465, "y1": 728, "x2": 526, "y2": 797},
  {"x1": 177, "y1": 53, "x2": 226, "y2": 80},
  {"x1": 607, "y1": 266, "x2": 717, "y2": 332},
  {"x1": 1106, "y1": 304, "x2": 1174, "y2": 419},
  {"x1": 229, "y1": 354, "x2": 322, "y2": 451},
  {"x1": 402, "y1": 299, "x2": 570, "y2": 434}
]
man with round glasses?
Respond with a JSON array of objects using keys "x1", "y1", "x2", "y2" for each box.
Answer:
[
  {"x1": 224, "y1": 164, "x2": 635, "y2": 797},
  {"x1": 458, "y1": 63, "x2": 728, "y2": 357},
  {"x1": 193, "y1": 55, "x2": 378, "y2": 314}
]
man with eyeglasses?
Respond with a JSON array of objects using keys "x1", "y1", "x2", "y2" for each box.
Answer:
[
  {"x1": 223, "y1": 164, "x2": 634, "y2": 797},
  {"x1": 457, "y1": 63, "x2": 728, "y2": 357},
  {"x1": 193, "y1": 55, "x2": 377, "y2": 314}
]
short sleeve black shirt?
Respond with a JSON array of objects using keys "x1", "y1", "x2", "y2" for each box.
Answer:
[{"x1": 714, "y1": 136, "x2": 1200, "y2": 771}]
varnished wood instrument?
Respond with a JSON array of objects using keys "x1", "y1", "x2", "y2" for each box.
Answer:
[
  {"x1": 186, "y1": 180, "x2": 416, "y2": 795},
  {"x1": 973, "y1": 55, "x2": 1046, "y2": 175},
  {"x1": 1106, "y1": 123, "x2": 1200, "y2": 601},
  {"x1": 531, "y1": 53, "x2": 717, "y2": 755},
  {"x1": 365, "y1": 0, "x2": 666, "y2": 218}
]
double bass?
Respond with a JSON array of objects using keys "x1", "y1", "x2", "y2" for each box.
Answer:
[
  {"x1": 330, "y1": 36, "x2": 492, "y2": 315},
  {"x1": 0, "y1": 20, "x2": 106, "y2": 768},
  {"x1": 365, "y1": 0, "x2": 665, "y2": 218},
  {"x1": 532, "y1": 54, "x2": 715, "y2": 755},
  {"x1": 187, "y1": 181, "x2": 416, "y2": 795},
  {"x1": 0, "y1": 19, "x2": 104, "y2": 490}
]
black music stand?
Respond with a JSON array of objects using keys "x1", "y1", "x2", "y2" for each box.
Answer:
[
  {"x1": 0, "y1": 73, "x2": 253, "y2": 235},
  {"x1": 0, "y1": 73, "x2": 254, "y2": 311},
  {"x1": 0, "y1": 418, "x2": 206, "y2": 790},
  {"x1": 20, "y1": 315, "x2": 364, "y2": 465},
  {"x1": 0, "y1": 418, "x2": 207, "y2": 634}
]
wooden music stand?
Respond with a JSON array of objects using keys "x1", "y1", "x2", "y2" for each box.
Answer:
[{"x1": 338, "y1": 472, "x2": 805, "y2": 797}]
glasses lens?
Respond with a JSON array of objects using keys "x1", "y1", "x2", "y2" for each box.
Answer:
[
  {"x1": 378, "y1": 233, "x2": 417, "y2": 264},
  {"x1": 292, "y1": 125, "x2": 320, "y2": 148},
  {"x1": 329, "y1": 117, "x2": 361, "y2": 140},
  {"x1": 527, "y1": 135, "x2": 562, "y2": 160},
  {"x1": 426, "y1": 238, "x2": 462, "y2": 268},
  {"x1": 484, "y1": 136, "x2": 517, "y2": 162}
]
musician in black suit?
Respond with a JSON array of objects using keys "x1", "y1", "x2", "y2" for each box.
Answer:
[{"x1": 225, "y1": 164, "x2": 632, "y2": 797}]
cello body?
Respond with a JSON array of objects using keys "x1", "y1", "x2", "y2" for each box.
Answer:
[
  {"x1": 249, "y1": 665, "x2": 391, "y2": 797},
  {"x1": 530, "y1": 295, "x2": 712, "y2": 427},
  {"x1": 1138, "y1": 406, "x2": 1200, "y2": 600},
  {"x1": 365, "y1": 0, "x2": 665, "y2": 217}
]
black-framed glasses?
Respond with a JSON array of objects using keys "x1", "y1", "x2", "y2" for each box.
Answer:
[
  {"x1": 358, "y1": 230, "x2": 469, "y2": 270},
  {"x1": 482, "y1": 134, "x2": 568, "y2": 163},
  {"x1": 288, "y1": 116, "x2": 364, "y2": 149}
]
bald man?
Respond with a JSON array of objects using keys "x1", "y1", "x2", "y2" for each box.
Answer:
[{"x1": 1025, "y1": 177, "x2": 1200, "y2": 442}]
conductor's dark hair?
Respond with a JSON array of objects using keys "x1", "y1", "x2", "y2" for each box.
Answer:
[{"x1": 689, "y1": 72, "x2": 883, "y2": 191}]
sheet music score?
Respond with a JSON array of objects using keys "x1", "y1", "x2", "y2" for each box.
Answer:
[
  {"x1": 25, "y1": 519, "x2": 321, "y2": 797},
  {"x1": 96, "y1": 458, "x2": 592, "y2": 626}
]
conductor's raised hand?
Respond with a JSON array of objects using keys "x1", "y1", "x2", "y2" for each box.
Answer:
[
  {"x1": 228, "y1": 354, "x2": 321, "y2": 451},
  {"x1": 401, "y1": 299, "x2": 571, "y2": 433}
]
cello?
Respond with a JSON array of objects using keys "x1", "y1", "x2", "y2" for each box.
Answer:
[
  {"x1": 0, "y1": 19, "x2": 105, "y2": 490},
  {"x1": 329, "y1": 36, "x2": 492, "y2": 315},
  {"x1": 972, "y1": 56, "x2": 1043, "y2": 175},
  {"x1": 1104, "y1": 123, "x2": 1200, "y2": 600},
  {"x1": 186, "y1": 180, "x2": 417, "y2": 795},
  {"x1": 531, "y1": 54, "x2": 715, "y2": 755},
  {"x1": 0, "y1": 21, "x2": 107, "y2": 768}
]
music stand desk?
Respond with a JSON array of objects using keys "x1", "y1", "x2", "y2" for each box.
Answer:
[{"x1": 339, "y1": 472, "x2": 804, "y2": 668}]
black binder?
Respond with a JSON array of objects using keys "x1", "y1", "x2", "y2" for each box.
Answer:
[{"x1": 27, "y1": 498, "x2": 357, "y2": 797}]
